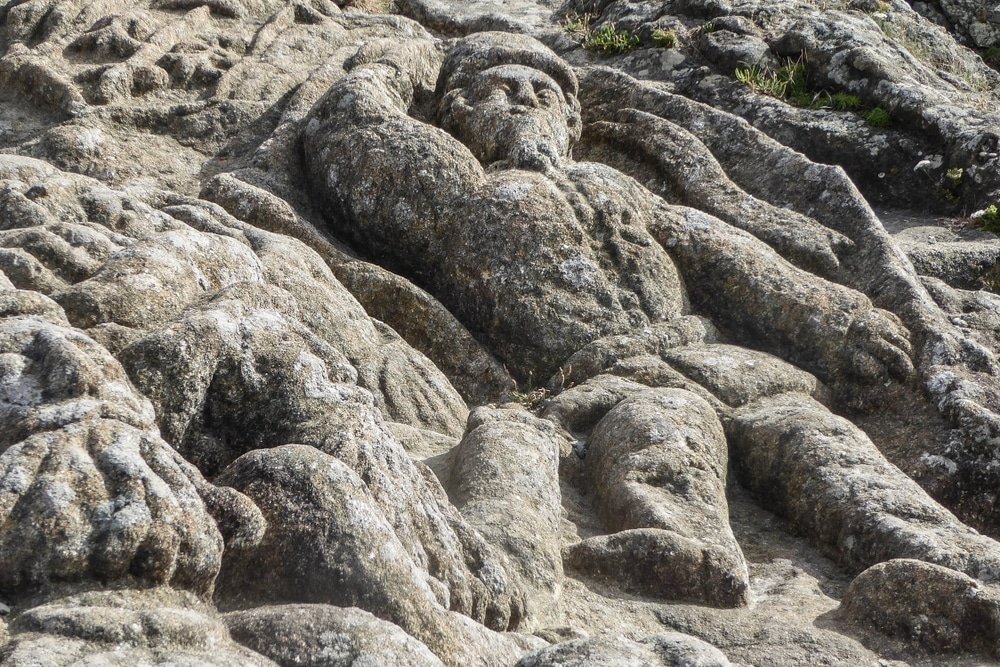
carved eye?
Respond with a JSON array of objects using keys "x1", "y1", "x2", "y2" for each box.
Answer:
[{"x1": 537, "y1": 89, "x2": 560, "y2": 106}]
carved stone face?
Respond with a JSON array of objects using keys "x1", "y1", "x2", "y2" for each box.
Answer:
[{"x1": 442, "y1": 64, "x2": 582, "y2": 169}]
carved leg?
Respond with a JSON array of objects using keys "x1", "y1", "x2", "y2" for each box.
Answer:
[{"x1": 565, "y1": 387, "x2": 749, "y2": 607}]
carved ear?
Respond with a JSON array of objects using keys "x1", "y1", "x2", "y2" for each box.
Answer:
[
  {"x1": 438, "y1": 90, "x2": 472, "y2": 134},
  {"x1": 565, "y1": 96, "x2": 583, "y2": 143}
]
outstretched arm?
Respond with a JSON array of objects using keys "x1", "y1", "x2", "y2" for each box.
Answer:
[
  {"x1": 301, "y1": 48, "x2": 485, "y2": 280},
  {"x1": 582, "y1": 108, "x2": 851, "y2": 278},
  {"x1": 652, "y1": 205, "x2": 913, "y2": 389}
]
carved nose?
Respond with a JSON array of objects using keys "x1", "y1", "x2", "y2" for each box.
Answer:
[{"x1": 510, "y1": 82, "x2": 539, "y2": 107}]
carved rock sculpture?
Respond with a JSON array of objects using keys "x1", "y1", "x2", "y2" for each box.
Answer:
[{"x1": 0, "y1": 0, "x2": 999, "y2": 665}]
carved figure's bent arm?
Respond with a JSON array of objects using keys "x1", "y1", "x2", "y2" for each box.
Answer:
[
  {"x1": 651, "y1": 206, "x2": 913, "y2": 389},
  {"x1": 583, "y1": 108, "x2": 851, "y2": 277},
  {"x1": 302, "y1": 59, "x2": 486, "y2": 283}
]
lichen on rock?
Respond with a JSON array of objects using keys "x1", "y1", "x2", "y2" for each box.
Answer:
[{"x1": 1, "y1": 0, "x2": 999, "y2": 665}]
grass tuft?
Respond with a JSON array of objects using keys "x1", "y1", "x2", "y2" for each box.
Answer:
[
  {"x1": 652, "y1": 28, "x2": 678, "y2": 48},
  {"x1": 864, "y1": 106, "x2": 892, "y2": 128},
  {"x1": 584, "y1": 24, "x2": 642, "y2": 56},
  {"x1": 735, "y1": 59, "x2": 807, "y2": 100},
  {"x1": 829, "y1": 92, "x2": 862, "y2": 110},
  {"x1": 980, "y1": 204, "x2": 1000, "y2": 234},
  {"x1": 734, "y1": 57, "x2": 896, "y2": 131},
  {"x1": 562, "y1": 11, "x2": 593, "y2": 36},
  {"x1": 509, "y1": 377, "x2": 550, "y2": 409},
  {"x1": 941, "y1": 167, "x2": 964, "y2": 202}
]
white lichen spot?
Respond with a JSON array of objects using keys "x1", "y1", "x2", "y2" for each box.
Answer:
[
  {"x1": 41, "y1": 481, "x2": 77, "y2": 511},
  {"x1": 295, "y1": 351, "x2": 355, "y2": 402},
  {"x1": 696, "y1": 355, "x2": 741, "y2": 370},
  {"x1": 914, "y1": 154, "x2": 943, "y2": 171},
  {"x1": 2, "y1": 464, "x2": 33, "y2": 494},
  {"x1": 559, "y1": 256, "x2": 598, "y2": 289},
  {"x1": 393, "y1": 200, "x2": 414, "y2": 223},
  {"x1": 659, "y1": 49, "x2": 685, "y2": 71},
  {"x1": 493, "y1": 182, "x2": 531, "y2": 201},
  {"x1": 246, "y1": 310, "x2": 290, "y2": 333},
  {"x1": 645, "y1": 422, "x2": 682, "y2": 447},
  {"x1": 654, "y1": 393, "x2": 689, "y2": 411},
  {"x1": 336, "y1": 92, "x2": 357, "y2": 111},
  {"x1": 919, "y1": 452, "x2": 958, "y2": 475},
  {"x1": 204, "y1": 310, "x2": 240, "y2": 339},
  {"x1": 0, "y1": 353, "x2": 42, "y2": 407},
  {"x1": 76, "y1": 128, "x2": 106, "y2": 154},
  {"x1": 681, "y1": 209, "x2": 714, "y2": 232},
  {"x1": 316, "y1": 631, "x2": 354, "y2": 662},
  {"x1": 109, "y1": 501, "x2": 153, "y2": 533}
]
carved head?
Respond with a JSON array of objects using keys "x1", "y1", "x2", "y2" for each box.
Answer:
[{"x1": 437, "y1": 33, "x2": 582, "y2": 170}]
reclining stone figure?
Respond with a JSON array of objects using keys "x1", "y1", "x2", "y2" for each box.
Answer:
[{"x1": 303, "y1": 31, "x2": 1000, "y2": 607}]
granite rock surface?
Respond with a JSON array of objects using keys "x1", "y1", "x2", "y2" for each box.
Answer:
[{"x1": 1, "y1": 0, "x2": 999, "y2": 665}]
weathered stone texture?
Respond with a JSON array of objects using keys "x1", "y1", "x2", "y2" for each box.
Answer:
[{"x1": 1, "y1": 0, "x2": 999, "y2": 664}]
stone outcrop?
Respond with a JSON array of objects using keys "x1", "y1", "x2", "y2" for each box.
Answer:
[
  {"x1": 1, "y1": 0, "x2": 999, "y2": 665},
  {"x1": 517, "y1": 633, "x2": 732, "y2": 667},
  {"x1": 1, "y1": 589, "x2": 277, "y2": 666},
  {"x1": 841, "y1": 558, "x2": 1000, "y2": 656},
  {"x1": 224, "y1": 604, "x2": 446, "y2": 667}
]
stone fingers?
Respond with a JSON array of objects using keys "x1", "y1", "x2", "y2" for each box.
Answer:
[{"x1": 847, "y1": 308, "x2": 914, "y2": 381}]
